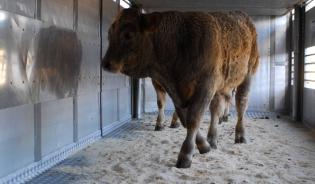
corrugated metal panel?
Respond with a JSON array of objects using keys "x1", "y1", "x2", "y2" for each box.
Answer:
[
  {"x1": 41, "y1": 97, "x2": 74, "y2": 157},
  {"x1": 0, "y1": 104, "x2": 34, "y2": 178},
  {"x1": 0, "y1": 0, "x2": 36, "y2": 18}
]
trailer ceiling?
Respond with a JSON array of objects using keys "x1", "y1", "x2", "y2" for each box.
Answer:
[{"x1": 136, "y1": 0, "x2": 305, "y2": 15}]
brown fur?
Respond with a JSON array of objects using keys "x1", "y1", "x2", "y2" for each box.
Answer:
[{"x1": 102, "y1": 6, "x2": 259, "y2": 168}]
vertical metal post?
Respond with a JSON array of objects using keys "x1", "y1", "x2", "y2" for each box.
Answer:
[
  {"x1": 73, "y1": 0, "x2": 79, "y2": 142},
  {"x1": 34, "y1": 0, "x2": 42, "y2": 163},
  {"x1": 34, "y1": 103, "x2": 41, "y2": 161},
  {"x1": 269, "y1": 16, "x2": 276, "y2": 111},
  {"x1": 132, "y1": 78, "x2": 141, "y2": 119},
  {"x1": 99, "y1": 0, "x2": 104, "y2": 136},
  {"x1": 296, "y1": 4, "x2": 305, "y2": 121},
  {"x1": 286, "y1": 12, "x2": 294, "y2": 116},
  {"x1": 35, "y1": 0, "x2": 41, "y2": 19}
]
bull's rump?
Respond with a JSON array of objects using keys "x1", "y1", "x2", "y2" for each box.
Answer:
[
  {"x1": 210, "y1": 11, "x2": 259, "y2": 88},
  {"x1": 153, "y1": 11, "x2": 258, "y2": 87}
]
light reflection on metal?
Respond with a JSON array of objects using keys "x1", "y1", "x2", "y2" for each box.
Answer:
[
  {"x1": 0, "y1": 49, "x2": 6, "y2": 85},
  {"x1": 0, "y1": 12, "x2": 6, "y2": 21},
  {"x1": 0, "y1": 10, "x2": 85, "y2": 109}
]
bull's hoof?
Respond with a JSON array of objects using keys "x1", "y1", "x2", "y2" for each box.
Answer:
[
  {"x1": 154, "y1": 125, "x2": 164, "y2": 131},
  {"x1": 207, "y1": 138, "x2": 217, "y2": 149},
  {"x1": 176, "y1": 157, "x2": 192, "y2": 168},
  {"x1": 170, "y1": 122, "x2": 180, "y2": 128},
  {"x1": 235, "y1": 137, "x2": 246, "y2": 144},
  {"x1": 198, "y1": 143, "x2": 211, "y2": 154},
  {"x1": 221, "y1": 115, "x2": 229, "y2": 122}
]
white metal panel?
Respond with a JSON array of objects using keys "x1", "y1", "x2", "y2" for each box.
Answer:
[
  {"x1": 102, "y1": 89, "x2": 118, "y2": 125},
  {"x1": 41, "y1": 98, "x2": 74, "y2": 157},
  {"x1": 41, "y1": 0, "x2": 74, "y2": 29},
  {"x1": 118, "y1": 87, "x2": 132, "y2": 121},
  {"x1": 0, "y1": 0, "x2": 36, "y2": 18},
  {"x1": 0, "y1": 104, "x2": 34, "y2": 178},
  {"x1": 77, "y1": 93, "x2": 100, "y2": 139}
]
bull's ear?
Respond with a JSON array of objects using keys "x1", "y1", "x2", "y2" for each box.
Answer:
[{"x1": 140, "y1": 13, "x2": 161, "y2": 33}]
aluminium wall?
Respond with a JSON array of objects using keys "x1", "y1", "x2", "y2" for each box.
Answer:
[{"x1": 0, "y1": 0, "x2": 132, "y2": 181}]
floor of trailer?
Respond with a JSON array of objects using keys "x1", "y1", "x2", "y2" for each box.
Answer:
[{"x1": 26, "y1": 112, "x2": 315, "y2": 184}]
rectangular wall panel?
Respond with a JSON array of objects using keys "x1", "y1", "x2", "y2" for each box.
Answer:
[
  {"x1": 303, "y1": 6, "x2": 315, "y2": 127},
  {"x1": 0, "y1": 0, "x2": 36, "y2": 18},
  {"x1": 41, "y1": 0, "x2": 74, "y2": 29},
  {"x1": 77, "y1": 93, "x2": 100, "y2": 139},
  {"x1": 102, "y1": 89, "x2": 118, "y2": 125},
  {"x1": 41, "y1": 98, "x2": 74, "y2": 157},
  {"x1": 248, "y1": 16, "x2": 271, "y2": 111},
  {"x1": 0, "y1": 104, "x2": 34, "y2": 178},
  {"x1": 77, "y1": 0, "x2": 99, "y2": 37},
  {"x1": 119, "y1": 87, "x2": 132, "y2": 121}
]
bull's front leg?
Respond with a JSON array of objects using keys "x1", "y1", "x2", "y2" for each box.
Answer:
[
  {"x1": 152, "y1": 80, "x2": 166, "y2": 131},
  {"x1": 170, "y1": 112, "x2": 180, "y2": 128},
  {"x1": 176, "y1": 85, "x2": 215, "y2": 168}
]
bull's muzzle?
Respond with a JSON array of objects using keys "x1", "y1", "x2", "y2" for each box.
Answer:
[{"x1": 101, "y1": 59, "x2": 111, "y2": 71}]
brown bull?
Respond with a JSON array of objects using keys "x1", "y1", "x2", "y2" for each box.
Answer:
[{"x1": 102, "y1": 5, "x2": 259, "y2": 168}]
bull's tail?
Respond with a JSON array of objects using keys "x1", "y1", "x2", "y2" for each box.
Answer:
[{"x1": 248, "y1": 34, "x2": 259, "y2": 75}]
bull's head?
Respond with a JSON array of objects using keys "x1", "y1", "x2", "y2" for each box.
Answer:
[{"x1": 102, "y1": 4, "x2": 161, "y2": 77}]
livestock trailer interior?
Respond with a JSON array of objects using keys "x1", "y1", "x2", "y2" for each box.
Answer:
[{"x1": 0, "y1": 0, "x2": 314, "y2": 183}]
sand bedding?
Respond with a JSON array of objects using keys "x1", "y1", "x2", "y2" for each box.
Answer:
[{"x1": 43, "y1": 114, "x2": 315, "y2": 184}]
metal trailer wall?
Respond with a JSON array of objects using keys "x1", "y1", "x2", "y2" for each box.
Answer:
[
  {"x1": 0, "y1": 0, "x2": 132, "y2": 182},
  {"x1": 143, "y1": 15, "x2": 291, "y2": 113},
  {"x1": 303, "y1": 4, "x2": 315, "y2": 127}
]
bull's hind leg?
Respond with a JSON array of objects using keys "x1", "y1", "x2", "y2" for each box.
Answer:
[
  {"x1": 176, "y1": 85, "x2": 214, "y2": 168},
  {"x1": 207, "y1": 93, "x2": 225, "y2": 149},
  {"x1": 220, "y1": 94, "x2": 231, "y2": 123},
  {"x1": 170, "y1": 112, "x2": 180, "y2": 128},
  {"x1": 152, "y1": 80, "x2": 166, "y2": 131},
  {"x1": 175, "y1": 107, "x2": 209, "y2": 154},
  {"x1": 235, "y1": 76, "x2": 251, "y2": 143}
]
